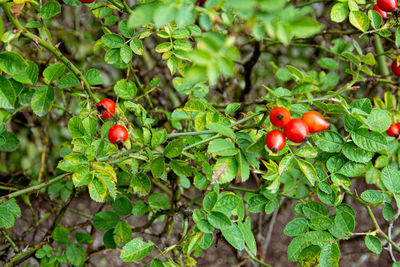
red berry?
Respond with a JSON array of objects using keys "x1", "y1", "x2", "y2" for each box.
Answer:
[
  {"x1": 313, "y1": 200, "x2": 321, "y2": 203},
  {"x1": 97, "y1": 99, "x2": 116, "y2": 119},
  {"x1": 197, "y1": 0, "x2": 206, "y2": 3},
  {"x1": 386, "y1": 124, "x2": 400, "y2": 137},
  {"x1": 392, "y1": 60, "x2": 400, "y2": 76},
  {"x1": 373, "y1": 4, "x2": 388, "y2": 19},
  {"x1": 79, "y1": 0, "x2": 95, "y2": 3},
  {"x1": 269, "y1": 107, "x2": 291, "y2": 128},
  {"x1": 108, "y1": 125, "x2": 128, "y2": 148},
  {"x1": 301, "y1": 111, "x2": 330, "y2": 133},
  {"x1": 266, "y1": 130, "x2": 286, "y2": 153},
  {"x1": 284, "y1": 118, "x2": 309, "y2": 143},
  {"x1": 377, "y1": 0, "x2": 397, "y2": 11}
]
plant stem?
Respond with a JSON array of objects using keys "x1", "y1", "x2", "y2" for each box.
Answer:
[
  {"x1": 1, "y1": 230, "x2": 19, "y2": 253},
  {"x1": 168, "y1": 111, "x2": 263, "y2": 139},
  {"x1": 0, "y1": 173, "x2": 70, "y2": 204},
  {"x1": 4, "y1": 242, "x2": 47, "y2": 267},
  {"x1": 244, "y1": 247, "x2": 272, "y2": 267},
  {"x1": 0, "y1": 2, "x2": 98, "y2": 103}
]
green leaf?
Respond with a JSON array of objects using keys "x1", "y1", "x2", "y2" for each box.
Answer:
[
  {"x1": 314, "y1": 130, "x2": 344, "y2": 153},
  {"x1": 58, "y1": 73, "x2": 80, "y2": 88},
  {"x1": 147, "y1": 193, "x2": 170, "y2": 210},
  {"x1": 247, "y1": 195, "x2": 268, "y2": 213},
  {"x1": 151, "y1": 129, "x2": 167, "y2": 148},
  {"x1": 279, "y1": 154, "x2": 296, "y2": 175},
  {"x1": 120, "y1": 45, "x2": 133, "y2": 64},
  {"x1": 75, "y1": 232, "x2": 93, "y2": 245},
  {"x1": 0, "y1": 76, "x2": 16, "y2": 109},
  {"x1": 237, "y1": 217, "x2": 257, "y2": 256},
  {"x1": 295, "y1": 146, "x2": 317, "y2": 158},
  {"x1": 225, "y1": 103, "x2": 241, "y2": 115},
  {"x1": 0, "y1": 52, "x2": 27, "y2": 75},
  {"x1": 339, "y1": 161, "x2": 367, "y2": 177},
  {"x1": 43, "y1": 63, "x2": 65, "y2": 84},
  {"x1": 203, "y1": 191, "x2": 218, "y2": 212},
  {"x1": 331, "y1": 3, "x2": 349, "y2": 23},
  {"x1": 66, "y1": 244, "x2": 85, "y2": 267},
  {"x1": 212, "y1": 156, "x2": 238, "y2": 184},
  {"x1": 114, "y1": 221, "x2": 132, "y2": 246},
  {"x1": 86, "y1": 69, "x2": 103, "y2": 86},
  {"x1": 208, "y1": 139, "x2": 238, "y2": 156},
  {"x1": 360, "y1": 190, "x2": 384, "y2": 204},
  {"x1": 302, "y1": 201, "x2": 327, "y2": 219},
  {"x1": 38, "y1": 1, "x2": 61, "y2": 19},
  {"x1": 351, "y1": 129, "x2": 387, "y2": 152},
  {"x1": 318, "y1": 57, "x2": 338, "y2": 70},
  {"x1": 383, "y1": 202, "x2": 394, "y2": 221},
  {"x1": 349, "y1": 11, "x2": 369, "y2": 32},
  {"x1": 52, "y1": 226, "x2": 70, "y2": 244},
  {"x1": 114, "y1": 79, "x2": 137, "y2": 100},
  {"x1": 151, "y1": 157, "x2": 164, "y2": 178},
  {"x1": 130, "y1": 173, "x2": 151, "y2": 197},
  {"x1": 120, "y1": 238, "x2": 154, "y2": 262},
  {"x1": 31, "y1": 86, "x2": 55, "y2": 116},
  {"x1": 208, "y1": 123, "x2": 235, "y2": 139},
  {"x1": 111, "y1": 197, "x2": 133, "y2": 216},
  {"x1": 365, "y1": 235, "x2": 382, "y2": 254},
  {"x1": 297, "y1": 159, "x2": 317, "y2": 186},
  {"x1": 68, "y1": 116, "x2": 85, "y2": 138},
  {"x1": 381, "y1": 165, "x2": 400, "y2": 194},
  {"x1": 213, "y1": 193, "x2": 240, "y2": 215},
  {"x1": 342, "y1": 142, "x2": 374, "y2": 163},
  {"x1": 333, "y1": 212, "x2": 355, "y2": 235},
  {"x1": 284, "y1": 217, "x2": 308, "y2": 236},
  {"x1": 309, "y1": 216, "x2": 332, "y2": 231},
  {"x1": 221, "y1": 223, "x2": 245, "y2": 250},
  {"x1": 154, "y1": 5, "x2": 177, "y2": 28},
  {"x1": 176, "y1": 5, "x2": 196, "y2": 27},
  {"x1": 130, "y1": 39, "x2": 143, "y2": 55},
  {"x1": 207, "y1": 211, "x2": 232, "y2": 229},
  {"x1": 164, "y1": 139, "x2": 183, "y2": 158},
  {"x1": 119, "y1": 19, "x2": 134, "y2": 38},
  {"x1": 368, "y1": 10, "x2": 382, "y2": 29},
  {"x1": 102, "y1": 33, "x2": 125, "y2": 48},
  {"x1": 319, "y1": 243, "x2": 340, "y2": 267},
  {"x1": 366, "y1": 109, "x2": 391, "y2": 133},
  {"x1": 93, "y1": 211, "x2": 120, "y2": 231}
]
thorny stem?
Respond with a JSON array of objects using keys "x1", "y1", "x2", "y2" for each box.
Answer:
[{"x1": 0, "y1": 173, "x2": 71, "y2": 204}]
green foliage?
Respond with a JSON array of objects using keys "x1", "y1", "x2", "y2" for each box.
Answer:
[{"x1": 2, "y1": 0, "x2": 400, "y2": 266}]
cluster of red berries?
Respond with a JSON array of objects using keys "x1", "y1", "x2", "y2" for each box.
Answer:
[
  {"x1": 265, "y1": 107, "x2": 330, "y2": 153},
  {"x1": 386, "y1": 123, "x2": 400, "y2": 137},
  {"x1": 97, "y1": 99, "x2": 129, "y2": 148}
]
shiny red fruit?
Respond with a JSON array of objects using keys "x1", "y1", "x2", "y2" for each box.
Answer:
[
  {"x1": 266, "y1": 130, "x2": 286, "y2": 153},
  {"x1": 373, "y1": 4, "x2": 388, "y2": 18},
  {"x1": 97, "y1": 99, "x2": 116, "y2": 119},
  {"x1": 378, "y1": 0, "x2": 397, "y2": 11},
  {"x1": 108, "y1": 125, "x2": 128, "y2": 146},
  {"x1": 392, "y1": 60, "x2": 400, "y2": 76},
  {"x1": 284, "y1": 118, "x2": 309, "y2": 143},
  {"x1": 269, "y1": 107, "x2": 291, "y2": 128},
  {"x1": 79, "y1": 0, "x2": 95, "y2": 3},
  {"x1": 301, "y1": 111, "x2": 330, "y2": 133},
  {"x1": 387, "y1": 124, "x2": 400, "y2": 137},
  {"x1": 197, "y1": 0, "x2": 206, "y2": 3}
]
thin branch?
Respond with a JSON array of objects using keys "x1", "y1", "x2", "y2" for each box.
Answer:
[{"x1": 0, "y1": 173, "x2": 70, "y2": 204}]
